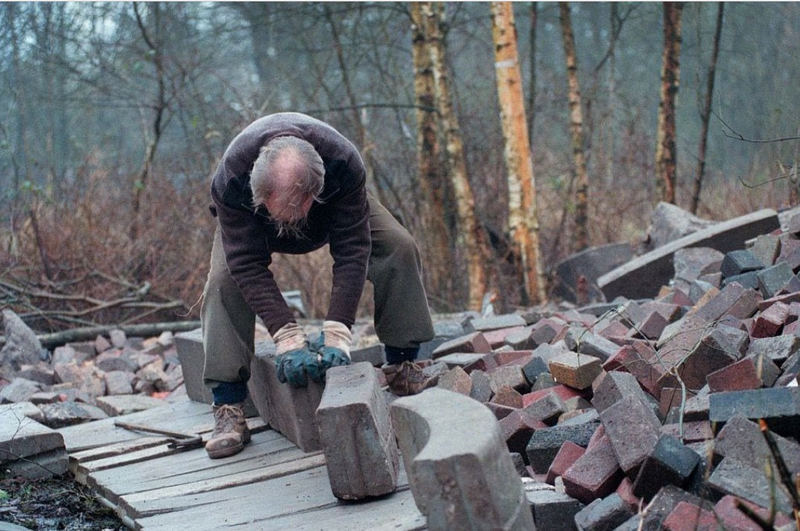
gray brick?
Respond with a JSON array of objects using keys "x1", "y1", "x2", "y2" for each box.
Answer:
[
  {"x1": 708, "y1": 458, "x2": 793, "y2": 515},
  {"x1": 631, "y1": 434, "x2": 700, "y2": 501},
  {"x1": 758, "y1": 262, "x2": 795, "y2": 298},
  {"x1": 316, "y1": 362, "x2": 398, "y2": 500},
  {"x1": 708, "y1": 387, "x2": 800, "y2": 439},
  {"x1": 526, "y1": 420, "x2": 600, "y2": 474},
  {"x1": 721, "y1": 249, "x2": 765, "y2": 278},
  {"x1": 574, "y1": 494, "x2": 634, "y2": 531},
  {"x1": 527, "y1": 488, "x2": 582, "y2": 531},
  {"x1": 601, "y1": 395, "x2": 661, "y2": 477}
]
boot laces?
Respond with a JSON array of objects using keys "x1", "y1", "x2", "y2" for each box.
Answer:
[{"x1": 213, "y1": 404, "x2": 244, "y2": 435}]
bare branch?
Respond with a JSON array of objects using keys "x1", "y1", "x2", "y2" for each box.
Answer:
[{"x1": 714, "y1": 110, "x2": 800, "y2": 143}]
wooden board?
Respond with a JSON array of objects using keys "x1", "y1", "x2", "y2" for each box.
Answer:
[{"x1": 58, "y1": 398, "x2": 427, "y2": 530}]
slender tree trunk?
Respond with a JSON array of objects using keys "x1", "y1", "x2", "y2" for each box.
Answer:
[
  {"x1": 527, "y1": 2, "x2": 538, "y2": 139},
  {"x1": 410, "y1": 2, "x2": 454, "y2": 302},
  {"x1": 655, "y1": 2, "x2": 683, "y2": 204},
  {"x1": 131, "y1": 3, "x2": 166, "y2": 242},
  {"x1": 690, "y1": 2, "x2": 724, "y2": 214},
  {"x1": 559, "y1": 2, "x2": 590, "y2": 252},
  {"x1": 428, "y1": 2, "x2": 488, "y2": 311},
  {"x1": 606, "y1": 4, "x2": 619, "y2": 186},
  {"x1": 491, "y1": 1, "x2": 546, "y2": 305},
  {"x1": 322, "y1": 4, "x2": 383, "y2": 202}
]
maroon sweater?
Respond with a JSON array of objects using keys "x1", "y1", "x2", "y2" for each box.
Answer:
[{"x1": 210, "y1": 113, "x2": 370, "y2": 335}]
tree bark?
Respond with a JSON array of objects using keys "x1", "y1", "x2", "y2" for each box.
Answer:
[
  {"x1": 559, "y1": 2, "x2": 590, "y2": 252},
  {"x1": 527, "y1": 3, "x2": 538, "y2": 139},
  {"x1": 428, "y1": 2, "x2": 488, "y2": 311},
  {"x1": 655, "y1": 2, "x2": 684, "y2": 205},
  {"x1": 690, "y1": 2, "x2": 724, "y2": 214},
  {"x1": 491, "y1": 1, "x2": 546, "y2": 305},
  {"x1": 410, "y1": 2, "x2": 454, "y2": 302}
]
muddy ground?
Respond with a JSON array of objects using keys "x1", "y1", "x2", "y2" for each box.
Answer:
[{"x1": 0, "y1": 474, "x2": 126, "y2": 531}]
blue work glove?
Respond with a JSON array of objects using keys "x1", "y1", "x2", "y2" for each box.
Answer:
[
  {"x1": 275, "y1": 347, "x2": 318, "y2": 388},
  {"x1": 273, "y1": 323, "x2": 320, "y2": 388},
  {"x1": 307, "y1": 321, "x2": 352, "y2": 382}
]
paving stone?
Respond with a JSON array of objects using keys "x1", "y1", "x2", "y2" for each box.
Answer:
[
  {"x1": 745, "y1": 334, "x2": 800, "y2": 365},
  {"x1": 486, "y1": 402, "x2": 517, "y2": 421},
  {"x1": 28, "y1": 392, "x2": 59, "y2": 405},
  {"x1": 316, "y1": 362, "x2": 398, "y2": 500},
  {"x1": 546, "y1": 440, "x2": 586, "y2": 485},
  {"x1": 722, "y1": 270, "x2": 760, "y2": 289},
  {"x1": 521, "y1": 355, "x2": 550, "y2": 386},
  {"x1": 249, "y1": 341, "x2": 324, "y2": 452},
  {"x1": 707, "y1": 457, "x2": 794, "y2": 515},
  {"x1": 714, "y1": 495, "x2": 793, "y2": 531},
  {"x1": 665, "y1": 394, "x2": 710, "y2": 424},
  {"x1": 752, "y1": 301, "x2": 790, "y2": 338},
  {"x1": 523, "y1": 384, "x2": 585, "y2": 409},
  {"x1": 721, "y1": 249, "x2": 765, "y2": 278},
  {"x1": 530, "y1": 318, "x2": 568, "y2": 347},
  {"x1": 103, "y1": 370, "x2": 134, "y2": 395},
  {"x1": 39, "y1": 401, "x2": 108, "y2": 429},
  {"x1": 523, "y1": 391, "x2": 568, "y2": 425},
  {"x1": 757, "y1": 262, "x2": 794, "y2": 299},
  {"x1": 493, "y1": 350, "x2": 535, "y2": 367},
  {"x1": 95, "y1": 394, "x2": 166, "y2": 416},
  {"x1": 431, "y1": 332, "x2": 493, "y2": 359},
  {"x1": 490, "y1": 385, "x2": 524, "y2": 409},
  {"x1": 673, "y1": 247, "x2": 725, "y2": 284},
  {"x1": 16, "y1": 365, "x2": 56, "y2": 386},
  {"x1": 660, "y1": 421, "x2": 713, "y2": 444},
  {"x1": 391, "y1": 388, "x2": 534, "y2": 531},
  {"x1": 531, "y1": 372, "x2": 558, "y2": 392},
  {"x1": 349, "y1": 342, "x2": 385, "y2": 366},
  {"x1": 464, "y1": 314, "x2": 527, "y2": 334},
  {"x1": 94, "y1": 334, "x2": 112, "y2": 354},
  {"x1": 630, "y1": 311, "x2": 669, "y2": 340},
  {"x1": 562, "y1": 435, "x2": 624, "y2": 504},
  {"x1": 706, "y1": 354, "x2": 779, "y2": 392},
  {"x1": 435, "y1": 353, "x2": 487, "y2": 372},
  {"x1": 499, "y1": 409, "x2": 548, "y2": 459},
  {"x1": 751, "y1": 234, "x2": 782, "y2": 267},
  {"x1": 436, "y1": 366, "x2": 473, "y2": 396},
  {"x1": 0, "y1": 378, "x2": 41, "y2": 404},
  {"x1": 574, "y1": 493, "x2": 634, "y2": 531},
  {"x1": 469, "y1": 370, "x2": 493, "y2": 403},
  {"x1": 549, "y1": 353, "x2": 602, "y2": 390},
  {"x1": 614, "y1": 477, "x2": 639, "y2": 513},
  {"x1": 602, "y1": 343, "x2": 662, "y2": 397},
  {"x1": 487, "y1": 364, "x2": 528, "y2": 394},
  {"x1": 631, "y1": 434, "x2": 700, "y2": 501},
  {"x1": 554, "y1": 243, "x2": 634, "y2": 304},
  {"x1": 660, "y1": 501, "x2": 717, "y2": 531},
  {"x1": 526, "y1": 488, "x2": 583, "y2": 531},
  {"x1": 601, "y1": 395, "x2": 662, "y2": 478},
  {"x1": 599, "y1": 209, "x2": 780, "y2": 300},
  {"x1": 713, "y1": 416, "x2": 800, "y2": 474},
  {"x1": 526, "y1": 419, "x2": 600, "y2": 474},
  {"x1": 576, "y1": 334, "x2": 621, "y2": 363},
  {"x1": 1, "y1": 309, "x2": 44, "y2": 371},
  {"x1": 709, "y1": 387, "x2": 800, "y2": 439},
  {"x1": 592, "y1": 372, "x2": 650, "y2": 414},
  {"x1": 658, "y1": 387, "x2": 696, "y2": 419}
]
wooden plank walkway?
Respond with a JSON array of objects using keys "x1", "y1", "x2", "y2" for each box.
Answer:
[{"x1": 57, "y1": 398, "x2": 426, "y2": 531}]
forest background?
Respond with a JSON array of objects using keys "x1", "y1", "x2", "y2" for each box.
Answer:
[{"x1": 0, "y1": 2, "x2": 798, "y2": 335}]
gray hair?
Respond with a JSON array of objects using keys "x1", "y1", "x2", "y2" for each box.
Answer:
[{"x1": 250, "y1": 136, "x2": 325, "y2": 237}]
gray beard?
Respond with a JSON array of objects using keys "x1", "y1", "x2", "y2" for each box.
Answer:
[{"x1": 274, "y1": 217, "x2": 309, "y2": 240}]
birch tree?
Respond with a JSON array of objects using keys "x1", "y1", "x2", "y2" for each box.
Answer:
[
  {"x1": 690, "y1": 2, "x2": 724, "y2": 214},
  {"x1": 559, "y1": 2, "x2": 590, "y2": 253},
  {"x1": 655, "y1": 2, "x2": 684, "y2": 204},
  {"x1": 410, "y1": 2, "x2": 454, "y2": 300},
  {"x1": 491, "y1": 1, "x2": 546, "y2": 305},
  {"x1": 426, "y1": 2, "x2": 488, "y2": 311}
]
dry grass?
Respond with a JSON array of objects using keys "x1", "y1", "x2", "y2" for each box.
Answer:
[{"x1": 0, "y1": 164, "x2": 794, "y2": 333}]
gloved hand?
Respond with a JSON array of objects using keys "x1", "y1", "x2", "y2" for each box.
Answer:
[
  {"x1": 313, "y1": 321, "x2": 352, "y2": 381},
  {"x1": 273, "y1": 323, "x2": 318, "y2": 388}
]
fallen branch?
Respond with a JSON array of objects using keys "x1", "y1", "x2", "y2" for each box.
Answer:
[{"x1": 0, "y1": 320, "x2": 201, "y2": 350}]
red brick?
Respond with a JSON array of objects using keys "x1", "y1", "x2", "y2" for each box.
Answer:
[
  {"x1": 662, "y1": 501, "x2": 717, "y2": 531},
  {"x1": 661, "y1": 421, "x2": 714, "y2": 443},
  {"x1": 597, "y1": 321, "x2": 630, "y2": 340},
  {"x1": 492, "y1": 350, "x2": 534, "y2": 367},
  {"x1": 485, "y1": 402, "x2": 516, "y2": 421},
  {"x1": 706, "y1": 355, "x2": 779, "y2": 392},
  {"x1": 602, "y1": 343, "x2": 663, "y2": 397},
  {"x1": 631, "y1": 310, "x2": 670, "y2": 340},
  {"x1": 659, "y1": 386, "x2": 697, "y2": 418},
  {"x1": 522, "y1": 384, "x2": 584, "y2": 408},
  {"x1": 600, "y1": 395, "x2": 661, "y2": 477},
  {"x1": 615, "y1": 477, "x2": 640, "y2": 513},
  {"x1": 545, "y1": 441, "x2": 586, "y2": 485},
  {"x1": 489, "y1": 385, "x2": 524, "y2": 408},
  {"x1": 713, "y1": 495, "x2": 793, "y2": 531},
  {"x1": 483, "y1": 326, "x2": 526, "y2": 348},
  {"x1": 548, "y1": 352, "x2": 602, "y2": 390},
  {"x1": 562, "y1": 435, "x2": 624, "y2": 504},
  {"x1": 431, "y1": 332, "x2": 492, "y2": 359},
  {"x1": 530, "y1": 318, "x2": 568, "y2": 346},
  {"x1": 499, "y1": 409, "x2": 547, "y2": 457},
  {"x1": 751, "y1": 301, "x2": 789, "y2": 338}
]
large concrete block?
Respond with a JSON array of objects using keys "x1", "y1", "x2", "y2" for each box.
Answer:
[
  {"x1": 0, "y1": 404, "x2": 66, "y2": 479},
  {"x1": 391, "y1": 388, "x2": 534, "y2": 531},
  {"x1": 598, "y1": 209, "x2": 779, "y2": 300},
  {"x1": 250, "y1": 341, "x2": 324, "y2": 452},
  {"x1": 316, "y1": 362, "x2": 398, "y2": 500},
  {"x1": 553, "y1": 242, "x2": 634, "y2": 303}
]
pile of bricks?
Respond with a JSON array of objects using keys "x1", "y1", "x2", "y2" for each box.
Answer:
[{"x1": 392, "y1": 216, "x2": 800, "y2": 529}]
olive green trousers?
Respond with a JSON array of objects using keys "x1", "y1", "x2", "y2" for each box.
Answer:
[{"x1": 201, "y1": 195, "x2": 435, "y2": 386}]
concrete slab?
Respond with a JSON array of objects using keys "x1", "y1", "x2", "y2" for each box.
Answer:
[
  {"x1": 598, "y1": 209, "x2": 779, "y2": 300},
  {"x1": 391, "y1": 388, "x2": 534, "y2": 531}
]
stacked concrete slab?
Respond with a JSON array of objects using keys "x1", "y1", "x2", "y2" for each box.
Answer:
[{"x1": 0, "y1": 402, "x2": 68, "y2": 479}]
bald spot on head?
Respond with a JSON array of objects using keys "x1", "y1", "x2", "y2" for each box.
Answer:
[{"x1": 265, "y1": 149, "x2": 314, "y2": 223}]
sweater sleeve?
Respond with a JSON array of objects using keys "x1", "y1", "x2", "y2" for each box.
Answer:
[{"x1": 211, "y1": 172, "x2": 296, "y2": 335}]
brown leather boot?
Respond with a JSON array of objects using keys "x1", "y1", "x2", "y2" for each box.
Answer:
[
  {"x1": 382, "y1": 361, "x2": 436, "y2": 396},
  {"x1": 206, "y1": 403, "x2": 251, "y2": 459}
]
